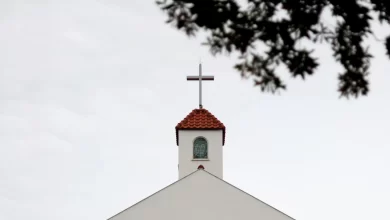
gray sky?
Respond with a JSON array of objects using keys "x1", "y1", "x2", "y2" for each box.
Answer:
[{"x1": 1, "y1": 0, "x2": 390, "y2": 219}]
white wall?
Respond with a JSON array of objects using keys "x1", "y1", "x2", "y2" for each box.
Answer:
[
  {"x1": 108, "y1": 170, "x2": 294, "y2": 220},
  {"x1": 177, "y1": 130, "x2": 223, "y2": 179}
]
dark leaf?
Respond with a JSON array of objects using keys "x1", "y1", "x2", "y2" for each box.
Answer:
[{"x1": 156, "y1": 0, "x2": 390, "y2": 98}]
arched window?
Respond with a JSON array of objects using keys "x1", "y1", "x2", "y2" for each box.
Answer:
[{"x1": 193, "y1": 137, "x2": 208, "y2": 159}]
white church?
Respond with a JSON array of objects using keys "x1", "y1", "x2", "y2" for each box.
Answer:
[{"x1": 108, "y1": 64, "x2": 295, "y2": 220}]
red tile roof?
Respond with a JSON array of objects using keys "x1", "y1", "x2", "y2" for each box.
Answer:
[{"x1": 175, "y1": 108, "x2": 226, "y2": 146}]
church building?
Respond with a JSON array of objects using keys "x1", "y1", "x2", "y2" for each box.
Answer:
[{"x1": 108, "y1": 64, "x2": 295, "y2": 220}]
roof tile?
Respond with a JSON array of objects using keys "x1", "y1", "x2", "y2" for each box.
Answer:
[{"x1": 175, "y1": 108, "x2": 225, "y2": 146}]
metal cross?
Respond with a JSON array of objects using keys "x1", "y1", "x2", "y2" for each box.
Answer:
[{"x1": 187, "y1": 63, "x2": 214, "y2": 109}]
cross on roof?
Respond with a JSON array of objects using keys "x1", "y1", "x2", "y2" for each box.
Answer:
[{"x1": 187, "y1": 63, "x2": 214, "y2": 109}]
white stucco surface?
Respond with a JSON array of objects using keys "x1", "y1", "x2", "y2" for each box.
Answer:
[
  {"x1": 108, "y1": 170, "x2": 294, "y2": 220},
  {"x1": 177, "y1": 130, "x2": 223, "y2": 179}
]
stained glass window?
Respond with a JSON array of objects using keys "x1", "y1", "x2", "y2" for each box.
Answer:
[{"x1": 193, "y1": 137, "x2": 208, "y2": 159}]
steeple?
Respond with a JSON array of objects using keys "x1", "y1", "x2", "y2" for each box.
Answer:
[{"x1": 176, "y1": 64, "x2": 226, "y2": 179}]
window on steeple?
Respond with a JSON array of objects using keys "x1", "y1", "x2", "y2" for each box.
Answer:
[{"x1": 193, "y1": 137, "x2": 208, "y2": 159}]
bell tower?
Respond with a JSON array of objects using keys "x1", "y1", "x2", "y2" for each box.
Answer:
[
  {"x1": 175, "y1": 63, "x2": 226, "y2": 179},
  {"x1": 176, "y1": 108, "x2": 225, "y2": 179}
]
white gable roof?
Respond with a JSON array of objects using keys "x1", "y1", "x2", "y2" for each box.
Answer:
[{"x1": 108, "y1": 169, "x2": 295, "y2": 220}]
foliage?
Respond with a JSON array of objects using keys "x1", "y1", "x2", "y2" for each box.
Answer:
[{"x1": 156, "y1": 0, "x2": 390, "y2": 98}]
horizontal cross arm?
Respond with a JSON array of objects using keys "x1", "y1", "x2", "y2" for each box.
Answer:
[{"x1": 187, "y1": 76, "x2": 214, "y2": 81}]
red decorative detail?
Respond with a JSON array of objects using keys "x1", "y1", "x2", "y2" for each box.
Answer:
[
  {"x1": 175, "y1": 108, "x2": 226, "y2": 146},
  {"x1": 198, "y1": 165, "x2": 205, "y2": 170}
]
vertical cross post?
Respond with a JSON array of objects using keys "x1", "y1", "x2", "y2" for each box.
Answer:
[{"x1": 187, "y1": 63, "x2": 214, "y2": 109}]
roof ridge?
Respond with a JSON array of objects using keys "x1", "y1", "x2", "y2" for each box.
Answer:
[
  {"x1": 108, "y1": 169, "x2": 295, "y2": 220},
  {"x1": 107, "y1": 169, "x2": 201, "y2": 220},
  {"x1": 200, "y1": 170, "x2": 296, "y2": 220}
]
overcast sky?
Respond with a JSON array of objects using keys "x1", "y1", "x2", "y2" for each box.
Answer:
[{"x1": 1, "y1": 1, "x2": 390, "y2": 220}]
